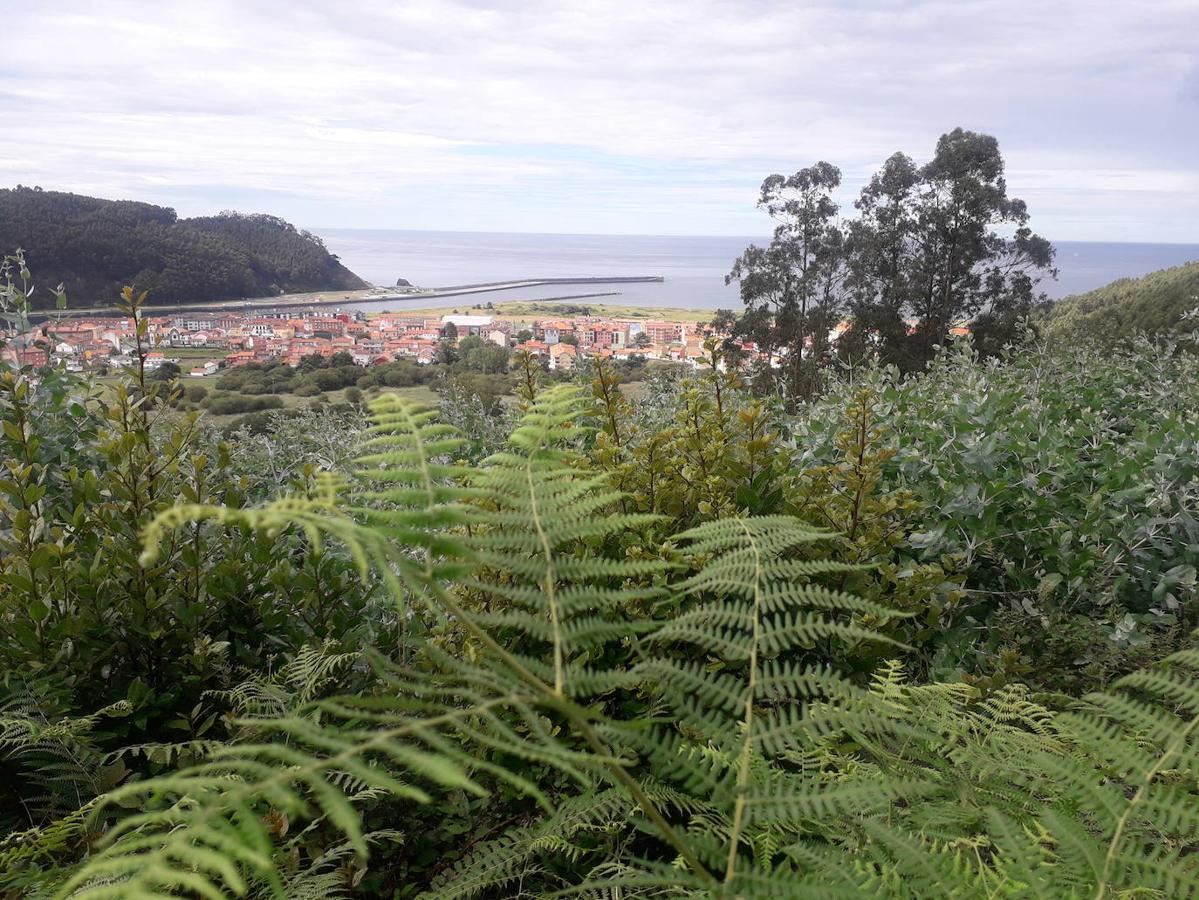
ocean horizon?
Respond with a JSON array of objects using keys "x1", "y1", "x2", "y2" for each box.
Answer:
[{"x1": 318, "y1": 228, "x2": 1199, "y2": 313}]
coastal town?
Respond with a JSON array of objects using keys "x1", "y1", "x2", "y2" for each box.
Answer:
[
  {"x1": 3, "y1": 305, "x2": 977, "y2": 376},
  {"x1": 4, "y1": 307, "x2": 742, "y2": 374}
]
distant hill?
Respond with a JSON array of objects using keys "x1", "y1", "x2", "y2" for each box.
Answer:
[
  {"x1": 0, "y1": 186, "x2": 368, "y2": 308},
  {"x1": 1040, "y1": 260, "x2": 1199, "y2": 346}
]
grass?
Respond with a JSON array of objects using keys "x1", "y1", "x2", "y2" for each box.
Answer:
[
  {"x1": 373, "y1": 384, "x2": 440, "y2": 405},
  {"x1": 166, "y1": 348, "x2": 231, "y2": 362}
]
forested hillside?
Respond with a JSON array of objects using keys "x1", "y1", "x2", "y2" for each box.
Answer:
[
  {"x1": 1040, "y1": 259, "x2": 1199, "y2": 345},
  {"x1": 0, "y1": 187, "x2": 367, "y2": 307}
]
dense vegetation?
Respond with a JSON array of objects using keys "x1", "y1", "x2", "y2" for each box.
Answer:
[
  {"x1": 195, "y1": 338, "x2": 640, "y2": 433},
  {"x1": 1040, "y1": 259, "x2": 1199, "y2": 346},
  {"x1": 0, "y1": 187, "x2": 366, "y2": 307},
  {"x1": 2, "y1": 247, "x2": 1199, "y2": 896}
]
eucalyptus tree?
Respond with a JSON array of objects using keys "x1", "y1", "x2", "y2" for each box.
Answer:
[
  {"x1": 841, "y1": 152, "x2": 922, "y2": 366},
  {"x1": 729, "y1": 130, "x2": 1056, "y2": 377},
  {"x1": 905, "y1": 128, "x2": 1056, "y2": 360},
  {"x1": 726, "y1": 162, "x2": 848, "y2": 400}
]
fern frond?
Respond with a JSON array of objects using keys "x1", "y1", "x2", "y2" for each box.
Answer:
[
  {"x1": 57, "y1": 688, "x2": 552, "y2": 899},
  {"x1": 466, "y1": 385, "x2": 670, "y2": 699},
  {"x1": 645, "y1": 516, "x2": 905, "y2": 888}
]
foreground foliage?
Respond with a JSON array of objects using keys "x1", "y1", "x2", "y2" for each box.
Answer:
[
  {"x1": 2, "y1": 258, "x2": 1199, "y2": 896},
  {"x1": 788, "y1": 335, "x2": 1199, "y2": 689},
  {"x1": 3, "y1": 379, "x2": 1188, "y2": 897}
]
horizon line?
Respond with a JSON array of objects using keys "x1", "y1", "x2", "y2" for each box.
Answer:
[{"x1": 312, "y1": 225, "x2": 1199, "y2": 247}]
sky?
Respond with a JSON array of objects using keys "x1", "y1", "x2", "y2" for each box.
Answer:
[{"x1": 1, "y1": 0, "x2": 1197, "y2": 242}]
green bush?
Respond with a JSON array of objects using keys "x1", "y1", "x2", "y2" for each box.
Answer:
[
  {"x1": 788, "y1": 336, "x2": 1199, "y2": 688},
  {"x1": 206, "y1": 393, "x2": 285, "y2": 415},
  {"x1": 0, "y1": 289, "x2": 387, "y2": 860}
]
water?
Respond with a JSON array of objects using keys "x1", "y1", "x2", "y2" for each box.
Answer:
[
  {"x1": 318, "y1": 228, "x2": 1199, "y2": 313},
  {"x1": 319, "y1": 230, "x2": 749, "y2": 312}
]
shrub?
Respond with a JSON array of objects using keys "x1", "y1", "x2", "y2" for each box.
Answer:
[
  {"x1": 206, "y1": 393, "x2": 285, "y2": 415},
  {"x1": 788, "y1": 336, "x2": 1199, "y2": 688},
  {"x1": 0, "y1": 288, "x2": 384, "y2": 854}
]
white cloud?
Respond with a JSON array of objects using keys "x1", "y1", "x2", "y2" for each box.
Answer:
[{"x1": 0, "y1": 0, "x2": 1196, "y2": 239}]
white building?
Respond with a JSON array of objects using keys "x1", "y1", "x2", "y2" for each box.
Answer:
[
  {"x1": 175, "y1": 318, "x2": 215, "y2": 332},
  {"x1": 440, "y1": 315, "x2": 493, "y2": 336}
]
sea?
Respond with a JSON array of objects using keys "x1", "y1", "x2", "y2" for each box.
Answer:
[{"x1": 317, "y1": 229, "x2": 1199, "y2": 314}]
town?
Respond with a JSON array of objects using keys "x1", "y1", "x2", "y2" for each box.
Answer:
[
  {"x1": 5, "y1": 306, "x2": 972, "y2": 376},
  {"x1": 7, "y1": 307, "x2": 728, "y2": 374}
]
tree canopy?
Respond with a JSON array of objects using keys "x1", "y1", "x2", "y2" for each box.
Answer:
[
  {"x1": 724, "y1": 128, "x2": 1057, "y2": 392},
  {"x1": 0, "y1": 187, "x2": 367, "y2": 307},
  {"x1": 1039, "y1": 259, "x2": 1199, "y2": 345}
]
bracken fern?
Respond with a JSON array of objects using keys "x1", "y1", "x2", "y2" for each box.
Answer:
[{"x1": 53, "y1": 386, "x2": 1199, "y2": 898}]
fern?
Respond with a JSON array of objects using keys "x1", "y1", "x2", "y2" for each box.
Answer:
[
  {"x1": 466, "y1": 385, "x2": 667, "y2": 695},
  {"x1": 65, "y1": 389, "x2": 699, "y2": 896},
  {"x1": 0, "y1": 690, "x2": 130, "y2": 827},
  {"x1": 207, "y1": 643, "x2": 361, "y2": 721},
  {"x1": 633, "y1": 516, "x2": 906, "y2": 891},
  {"x1": 0, "y1": 802, "x2": 100, "y2": 899},
  {"x1": 420, "y1": 787, "x2": 673, "y2": 899},
  {"x1": 54, "y1": 387, "x2": 1199, "y2": 898},
  {"x1": 766, "y1": 651, "x2": 1199, "y2": 898}
]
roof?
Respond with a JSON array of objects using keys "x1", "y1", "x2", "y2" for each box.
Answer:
[{"x1": 441, "y1": 315, "x2": 493, "y2": 327}]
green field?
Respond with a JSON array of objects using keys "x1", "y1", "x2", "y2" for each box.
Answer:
[{"x1": 168, "y1": 347, "x2": 231, "y2": 360}]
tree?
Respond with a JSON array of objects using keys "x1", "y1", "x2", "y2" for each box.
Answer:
[
  {"x1": 731, "y1": 130, "x2": 1056, "y2": 378},
  {"x1": 846, "y1": 130, "x2": 1054, "y2": 365},
  {"x1": 516, "y1": 329, "x2": 533, "y2": 343},
  {"x1": 842, "y1": 152, "x2": 922, "y2": 365},
  {"x1": 150, "y1": 361, "x2": 182, "y2": 382},
  {"x1": 727, "y1": 162, "x2": 847, "y2": 400},
  {"x1": 435, "y1": 338, "x2": 459, "y2": 366},
  {"x1": 441, "y1": 321, "x2": 459, "y2": 342},
  {"x1": 457, "y1": 337, "x2": 510, "y2": 374},
  {"x1": 632, "y1": 332, "x2": 651, "y2": 348},
  {"x1": 297, "y1": 353, "x2": 326, "y2": 373},
  {"x1": 559, "y1": 332, "x2": 578, "y2": 346},
  {"x1": 907, "y1": 129, "x2": 1055, "y2": 359}
]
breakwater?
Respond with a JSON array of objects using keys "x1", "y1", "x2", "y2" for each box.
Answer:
[{"x1": 29, "y1": 276, "x2": 665, "y2": 321}]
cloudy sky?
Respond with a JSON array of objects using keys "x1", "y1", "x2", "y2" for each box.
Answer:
[{"x1": 2, "y1": 0, "x2": 1197, "y2": 241}]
